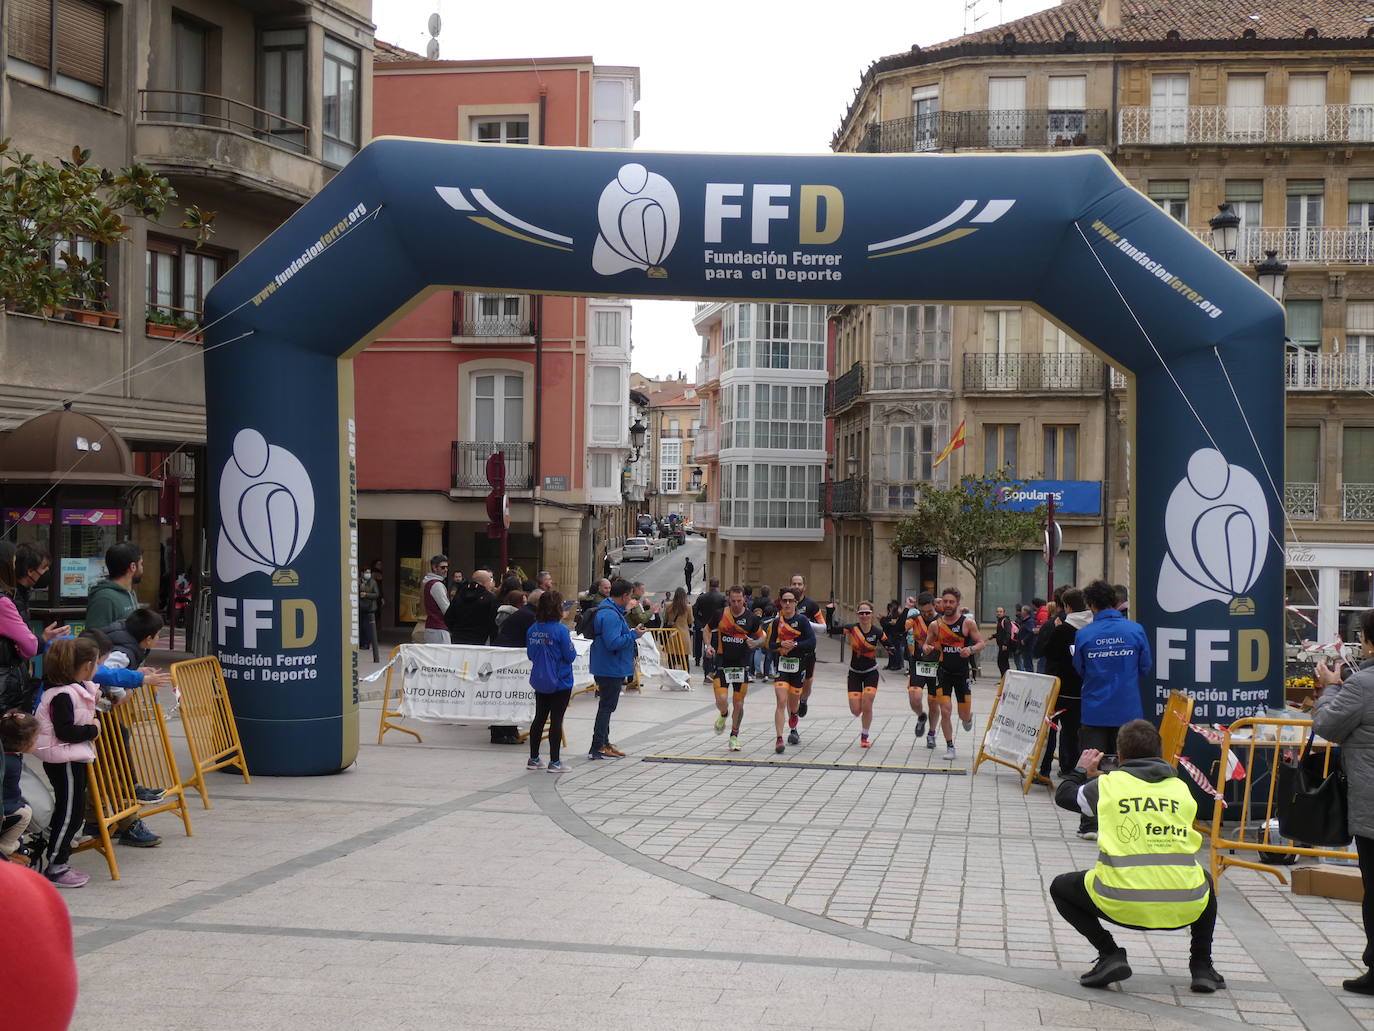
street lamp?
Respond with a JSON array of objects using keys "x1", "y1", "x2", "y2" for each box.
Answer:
[
  {"x1": 1208, "y1": 203, "x2": 1240, "y2": 261},
  {"x1": 689, "y1": 466, "x2": 702, "y2": 491},
  {"x1": 1255, "y1": 250, "x2": 1288, "y2": 304},
  {"x1": 846, "y1": 453, "x2": 859, "y2": 478},
  {"x1": 627, "y1": 418, "x2": 646, "y2": 462}
]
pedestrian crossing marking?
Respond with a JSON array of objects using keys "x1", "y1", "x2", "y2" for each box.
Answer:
[{"x1": 640, "y1": 755, "x2": 967, "y2": 775}]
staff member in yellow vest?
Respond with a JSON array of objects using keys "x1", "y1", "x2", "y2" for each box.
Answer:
[{"x1": 1051, "y1": 719, "x2": 1225, "y2": 994}]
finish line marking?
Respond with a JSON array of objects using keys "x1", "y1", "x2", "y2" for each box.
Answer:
[{"x1": 640, "y1": 755, "x2": 967, "y2": 775}]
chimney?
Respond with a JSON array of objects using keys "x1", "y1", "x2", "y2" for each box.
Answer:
[{"x1": 1098, "y1": 0, "x2": 1122, "y2": 29}]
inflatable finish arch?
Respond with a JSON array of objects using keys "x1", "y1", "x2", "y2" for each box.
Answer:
[{"x1": 205, "y1": 140, "x2": 1283, "y2": 776}]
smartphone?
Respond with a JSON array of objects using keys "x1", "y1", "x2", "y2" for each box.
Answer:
[
  {"x1": 1098, "y1": 754, "x2": 1119, "y2": 772},
  {"x1": 562, "y1": 600, "x2": 575, "y2": 611}
]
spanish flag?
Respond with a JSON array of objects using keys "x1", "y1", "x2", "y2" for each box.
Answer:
[{"x1": 933, "y1": 419, "x2": 966, "y2": 468}]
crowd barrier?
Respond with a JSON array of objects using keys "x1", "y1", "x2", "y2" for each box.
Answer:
[
  {"x1": 73, "y1": 687, "x2": 194, "y2": 880},
  {"x1": 1159, "y1": 690, "x2": 1195, "y2": 770},
  {"x1": 169, "y1": 657, "x2": 252, "y2": 807},
  {"x1": 377, "y1": 646, "x2": 419, "y2": 743},
  {"x1": 642, "y1": 628, "x2": 690, "y2": 691},
  {"x1": 1207, "y1": 715, "x2": 1356, "y2": 884}
]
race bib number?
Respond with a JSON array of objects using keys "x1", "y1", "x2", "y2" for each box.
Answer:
[
  {"x1": 779, "y1": 656, "x2": 800, "y2": 673},
  {"x1": 915, "y1": 661, "x2": 938, "y2": 679},
  {"x1": 724, "y1": 667, "x2": 746, "y2": 684}
]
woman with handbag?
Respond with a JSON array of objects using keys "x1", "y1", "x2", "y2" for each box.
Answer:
[
  {"x1": 1314, "y1": 611, "x2": 1374, "y2": 995},
  {"x1": 0, "y1": 542, "x2": 39, "y2": 713}
]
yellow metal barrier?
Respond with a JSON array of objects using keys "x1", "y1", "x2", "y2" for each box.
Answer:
[
  {"x1": 1159, "y1": 690, "x2": 1195, "y2": 771},
  {"x1": 1209, "y1": 716, "x2": 1354, "y2": 884},
  {"x1": 169, "y1": 657, "x2": 251, "y2": 808},
  {"x1": 377, "y1": 646, "x2": 421, "y2": 744},
  {"x1": 74, "y1": 706, "x2": 144, "y2": 880}
]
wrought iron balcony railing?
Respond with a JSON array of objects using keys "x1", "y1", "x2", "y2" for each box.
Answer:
[
  {"x1": 962, "y1": 353, "x2": 1107, "y2": 393},
  {"x1": 820, "y1": 476, "x2": 866, "y2": 517},
  {"x1": 1284, "y1": 482, "x2": 1319, "y2": 521},
  {"x1": 1343, "y1": 483, "x2": 1374, "y2": 521},
  {"x1": 1286, "y1": 351, "x2": 1374, "y2": 390},
  {"x1": 1192, "y1": 226, "x2": 1374, "y2": 266},
  {"x1": 825, "y1": 362, "x2": 864, "y2": 415},
  {"x1": 858, "y1": 109, "x2": 1110, "y2": 153},
  {"x1": 450, "y1": 441, "x2": 534, "y2": 490},
  {"x1": 1120, "y1": 104, "x2": 1374, "y2": 147}
]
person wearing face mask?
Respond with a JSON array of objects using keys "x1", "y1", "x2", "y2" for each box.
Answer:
[
  {"x1": 359, "y1": 567, "x2": 381, "y2": 662},
  {"x1": 84, "y1": 541, "x2": 144, "y2": 633}
]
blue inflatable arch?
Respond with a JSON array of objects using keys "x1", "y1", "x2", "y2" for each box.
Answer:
[{"x1": 205, "y1": 139, "x2": 1283, "y2": 775}]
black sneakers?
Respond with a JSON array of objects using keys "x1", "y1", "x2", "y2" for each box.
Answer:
[
  {"x1": 1190, "y1": 963, "x2": 1226, "y2": 994},
  {"x1": 1080, "y1": 949, "x2": 1131, "y2": 988},
  {"x1": 1343, "y1": 971, "x2": 1374, "y2": 995}
]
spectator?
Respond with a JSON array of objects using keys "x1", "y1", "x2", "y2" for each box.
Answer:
[
  {"x1": 495, "y1": 589, "x2": 525, "y2": 629},
  {"x1": 493, "y1": 589, "x2": 541, "y2": 649},
  {"x1": 1037, "y1": 588, "x2": 1089, "y2": 780},
  {"x1": 526, "y1": 591, "x2": 576, "y2": 773},
  {"x1": 587, "y1": 578, "x2": 642, "y2": 760},
  {"x1": 446, "y1": 569, "x2": 498, "y2": 645},
  {"x1": 626, "y1": 582, "x2": 653, "y2": 631},
  {"x1": 359, "y1": 566, "x2": 381, "y2": 662},
  {"x1": 15, "y1": 543, "x2": 65, "y2": 656},
  {"x1": 1015, "y1": 605, "x2": 1037, "y2": 672},
  {"x1": 1072, "y1": 579, "x2": 1151, "y2": 839},
  {"x1": 0, "y1": 542, "x2": 40, "y2": 714},
  {"x1": 102, "y1": 607, "x2": 164, "y2": 672},
  {"x1": 536, "y1": 570, "x2": 554, "y2": 592},
  {"x1": 993, "y1": 605, "x2": 1014, "y2": 678},
  {"x1": 0, "y1": 860, "x2": 79, "y2": 1026},
  {"x1": 693, "y1": 578, "x2": 727, "y2": 682},
  {"x1": 84, "y1": 540, "x2": 143, "y2": 631},
  {"x1": 1032, "y1": 596, "x2": 1049, "y2": 629},
  {"x1": 880, "y1": 602, "x2": 905, "y2": 671},
  {"x1": 32, "y1": 636, "x2": 101, "y2": 887},
  {"x1": 420, "y1": 555, "x2": 451, "y2": 644},
  {"x1": 1, "y1": 711, "x2": 38, "y2": 860},
  {"x1": 663, "y1": 588, "x2": 692, "y2": 666},
  {"x1": 1114, "y1": 583, "x2": 1130, "y2": 618},
  {"x1": 1051, "y1": 719, "x2": 1223, "y2": 994},
  {"x1": 684, "y1": 555, "x2": 695, "y2": 593}
]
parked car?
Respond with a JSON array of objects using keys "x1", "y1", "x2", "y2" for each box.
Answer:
[{"x1": 621, "y1": 537, "x2": 653, "y2": 562}]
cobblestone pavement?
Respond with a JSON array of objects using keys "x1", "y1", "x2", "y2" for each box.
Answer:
[{"x1": 59, "y1": 653, "x2": 1373, "y2": 1030}]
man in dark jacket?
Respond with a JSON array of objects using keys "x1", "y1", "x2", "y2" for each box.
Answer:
[
  {"x1": 1015, "y1": 605, "x2": 1037, "y2": 671},
  {"x1": 1034, "y1": 587, "x2": 1090, "y2": 781},
  {"x1": 445, "y1": 569, "x2": 498, "y2": 645},
  {"x1": 692, "y1": 579, "x2": 727, "y2": 682},
  {"x1": 493, "y1": 589, "x2": 541, "y2": 648},
  {"x1": 993, "y1": 605, "x2": 1014, "y2": 677}
]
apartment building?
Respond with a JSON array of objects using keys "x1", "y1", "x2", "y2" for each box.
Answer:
[
  {"x1": 0, "y1": 0, "x2": 373, "y2": 615},
  {"x1": 629, "y1": 373, "x2": 700, "y2": 524},
  {"x1": 691, "y1": 303, "x2": 831, "y2": 595},
  {"x1": 359, "y1": 50, "x2": 640, "y2": 608},
  {"x1": 830, "y1": 0, "x2": 1374, "y2": 633}
]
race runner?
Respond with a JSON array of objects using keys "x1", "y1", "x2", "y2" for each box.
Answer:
[
  {"x1": 924, "y1": 586, "x2": 985, "y2": 761},
  {"x1": 905, "y1": 592, "x2": 938, "y2": 746},
  {"x1": 788, "y1": 574, "x2": 825, "y2": 720},
  {"x1": 838, "y1": 602, "x2": 890, "y2": 748},
  {"x1": 704, "y1": 586, "x2": 766, "y2": 751},
  {"x1": 769, "y1": 589, "x2": 816, "y2": 754}
]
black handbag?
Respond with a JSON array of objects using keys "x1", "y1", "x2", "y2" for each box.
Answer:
[{"x1": 1275, "y1": 730, "x2": 1350, "y2": 847}]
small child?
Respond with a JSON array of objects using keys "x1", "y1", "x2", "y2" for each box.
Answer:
[
  {"x1": 32, "y1": 637, "x2": 101, "y2": 888},
  {"x1": 0, "y1": 710, "x2": 39, "y2": 861}
]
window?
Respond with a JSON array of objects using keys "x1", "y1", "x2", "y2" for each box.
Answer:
[
  {"x1": 1352, "y1": 73, "x2": 1374, "y2": 142},
  {"x1": 1287, "y1": 426, "x2": 1319, "y2": 486},
  {"x1": 460, "y1": 293, "x2": 527, "y2": 336},
  {"x1": 982, "y1": 308, "x2": 1021, "y2": 389},
  {"x1": 1286, "y1": 299, "x2": 1322, "y2": 349},
  {"x1": 1150, "y1": 74, "x2": 1189, "y2": 144},
  {"x1": 259, "y1": 28, "x2": 306, "y2": 152},
  {"x1": 1287, "y1": 181, "x2": 1324, "y2": 260},
  {"x1": 1148, "y1": 181, "x2": 1189, "y2": 223},
  {"x1": 987, "y1": 77, "x2": 1025, "y2": 147},
  {"x1": 1043, "y1": 425, "x2": 1079, "y2": 479},
  {"x1": 473, "y1": 119, "x2": 529, "y2": 144},
  {"x1": 873, "y1": 305, "x2": 950, "y2": 389},
  {"x1": 589, "y1": 366, "x2": 623, "y2": 444},
  {"x1": 171, "y1": 15, "x2": 208, "y2": 123},
  {"x1": 6, "y1": 0, "x2": 106, "y2": 103},
  {"x1": 752, "y1": 304, "x2": 825, "y2": 370},
  {"x1": 1287, "y1": 73, "x2": 1327, "y2": 141},
  {"x1": 1226, "y1": 180, "x2": 1264, "y2": 260},
  {"x1": 52, "y1": 233, "x2": 101, "y2": 307},
  {"x1": 667, "y1": 417, "x2": 680, "y2": 438},
  {"x1": 146, "y1": 236, "x2": 227, "y2": 324},
  {"x1": 660, "y1": 440, "x2": 682, "y2": 493},
  {"x1": 322, "y1": 37, "x2": 360, "y2": 165},
  {"x1": 1350, "y1": 181, "x2": 1374, "y2": 263},
  {"x1": 872, "y1": 402, "x2": 949, "y2": 499},
  {"x1": 590, "y1": 452, "x2": 616, "y2": 490},
  {"x1": 473, "y1": 372, "x2": 523, "y2": 441},
  {"x1": 720, "y1": 464, "x2": 822, "y2": 530},
  {"x1": 690, "y1": 418, "x2": 700, "y2": 437},
  {"x1": 1047, "y1": 75, "x2": 1086, "y2": 145},
  {"x1": 979, "y1": 550, "x2": 1076, "y2": 623},
  {"x1": 1347, "y1": 302, "x2": 1374, "y2": 388},
  {"x1": 1225, "y1": 74, "x2": 1266, "y2": 139},
  {"x1": 1344, "y1": 427, "x2": 1374, "y2": 485},
  {"x1": 592, "y1": 78, "x2": 631, "y2": 149},
  {"x1": 984, "y1": 424, "x2": 1018, "y2": 477},
  {"x1": 911, "y1": 84, "x2": 940, "y2": 151}
]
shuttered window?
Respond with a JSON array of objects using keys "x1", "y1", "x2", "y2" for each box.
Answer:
[
  {"x1": 6, "y1": 0, "x2": 105, "y2": 102},
  {"x1": 56, "y1": 0, "x2": 105, "y2": 87},
  {"x1": 8, "y1": 0, "x2": 51, "y2": 70}
]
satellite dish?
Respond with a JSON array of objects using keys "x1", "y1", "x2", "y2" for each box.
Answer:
[
  {"x1": 427, "y1": 13, "x2": 442, "y2": 36},
  {"x1": 426, "y1": 38, "x2": 440, "y2": 59}
]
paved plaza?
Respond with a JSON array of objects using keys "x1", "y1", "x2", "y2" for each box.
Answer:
[{"x1": 62, "y1": 645, "x2": 1374, "y2": 1030}]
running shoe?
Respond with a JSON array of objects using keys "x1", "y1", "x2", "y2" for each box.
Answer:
[
  {"x1": 526, "y1": 757, "x2": 544, "y2": 771},
  {"x1": 728, "y1": 735, "x2": 741, "y2": 751},
  {"x1": 587, "y1": 750, "x2": 606, "y2": 761},
  {"x1": 798, "y1": 700, "x2": 808, "y2": 719},
  {"x1": 926, "y1": 731, "x2": 936, "y2": 749},
  {"x1": 134, "y1": 785, "x2": 164, "y2": 804},
  {"x1": 788, "y1": 714, "x2": 799, "y2": 730},
  {"x1": 713, "y1": 714, "x2": 727, "y2": 735},
  {"x1": 962, "y1": 718, "x2": 974, "y2": 732},
  {"x1": 1076, "y1": 829, "x2": 1098, "y2": 841},
  {"x1": 547, "y1": 760, "x2": 567, "y2": 774},
  {"x1": 775, "y1": 737, "x2": 785, "y2": 755},
  {"x1": 860, "y1": 737, "x2": 872, "y2": 748},
  {"x1": 116, "y1": 819, "x2": 161, "y2": 848},
  {"x1": 788, "y1": 729, "x2": 800, "y2": 746},
  {"x1": 46, "y1": 864, "x2": 89, "y2": 888},
  {"x1": 914, "y1": 714, "x2": 927, "y2": 738},
  {"x1": 944, "y1": 744, "x2": 956, "y2": 760}
]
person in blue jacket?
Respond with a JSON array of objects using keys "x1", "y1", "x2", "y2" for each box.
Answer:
[
  {"x1": 588, "y1": 578, "x2": 643, "y2": 761},
  {"x1": 525, "y1": 591, "x2": 576, "y2": 773},
  {"x1": 1071, "y1": 579, "x2": 1152, "y2": 839}
]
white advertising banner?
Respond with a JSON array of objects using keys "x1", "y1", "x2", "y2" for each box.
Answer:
[
  {"x1": 978, "y1": 670, "x2": 1061, "y2": 780},
  {"x1": 397, "y1": 640, "x2": 593, "y2": 723}
]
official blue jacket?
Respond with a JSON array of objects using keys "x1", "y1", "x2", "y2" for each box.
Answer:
[
  {"x1": 526, "y1": 619, "x2": 576, "y2": 693},
  {"x1": 590, "y1": 598, "x2": 637, "y2": 678},
  {"x1": 1072, "y1": 608, "x2": 1151, "y2": 726}
]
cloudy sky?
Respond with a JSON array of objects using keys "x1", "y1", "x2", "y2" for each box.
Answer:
[{"x1": 373, "y1": 0, "x2": 1059, "y2": 379}]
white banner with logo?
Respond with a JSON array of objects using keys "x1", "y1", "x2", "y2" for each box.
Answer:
[
  {"x1": 397, "y1": 640, "x2": 593, "y2": 723},
  {"x1": 976, "y1": 670, "x2": 1061, "y2": 785}
]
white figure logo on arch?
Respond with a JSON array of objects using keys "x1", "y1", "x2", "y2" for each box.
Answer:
[
  {"x1": 1157, "y1": 448, "x2": 1268, "y2": 615},
  {"x1": 217, "y1": 428, "x2": 315, "y2": 586},
  {"x1": 592, "y1": 163, "x2": 680, "y2": 278}
]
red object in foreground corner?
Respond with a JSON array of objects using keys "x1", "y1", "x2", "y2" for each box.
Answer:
[{"x1": 0, "y1": 862, "x2": 78, "y2": 1030}]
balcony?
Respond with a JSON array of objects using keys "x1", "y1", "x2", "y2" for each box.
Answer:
[
  {"x1": 691, "y1": 426, "x2": 719, "y2": 461},
  {"x1": 869, "y1": 361, "x2": 951, "y2": 391},
  {"x1": 963, "y1": 353, "x2": 1107, "y2": 393},
  {"x1": 825, "y1": 362, "x2": 865, "y2": 415},
  {"x1": 858, "y1": 109, "x2": 1110, "y2": 153},
  {"x1": 135, "y1": 89, "x2": 325, "y2": 208},
  {"x1": 452, "y1": 293, "x2": 536, "y2": 340},
  {"x1": 1286, "y1": 351, "x2": 1374, "y2": 390},
  {"x1": 870, "y1": 481, "x2": 925, "y2": 515},
  {"x1": 1285, "y1": 482, "x2": 1319, "y2": 521},
  {"x1": 1192, "y1": 227, "x2": 1374, "y2": 266},
  {"x1": 1344, "y1": 483, "x2": 1374, "y2": 521},
  {"x1": 450, "y1": 441, "x2": 534, "y2": 490},
  {"x1": 820, "y1": 476, "x2": 866, "y2": 517},
  {"x1": 692, "y1": 501, "x2": 718, "y2": 530},
  {"x1": 695, "y1": 354, "x2": 720, "y2": 389},
  {"x1": 1119, "y1": 104, "x2": 1374, "y2": 147}
]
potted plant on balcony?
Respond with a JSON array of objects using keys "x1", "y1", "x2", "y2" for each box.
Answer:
[
  {"x1": 174, "y1": 313, "x2": 203, "y2": 343},
  {"x1": 145, "y1": 306, "x2": 178, "y2": 338},
  {"x1": 1073, "y1": 132, "x2": 1088, "y2": 146}
]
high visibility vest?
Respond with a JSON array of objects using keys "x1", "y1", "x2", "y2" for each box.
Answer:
[{"x1": 1084, "y1": 770, "x2": 1209, "y2": 929}]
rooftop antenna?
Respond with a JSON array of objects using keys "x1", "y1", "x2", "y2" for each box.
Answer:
[
  {"x1": 964, "y1": 0, "x2": 988, "y2": 35},
  {"x1": 426, "y1": 11, "x2": 441, "y2": 60}
]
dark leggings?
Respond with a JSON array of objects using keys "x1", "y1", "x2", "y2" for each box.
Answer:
[
  {"x1": 1356, "y1": 835, "x2": 1374, "y2": 968},
  {"x1": 530, "y1": 689, "x2": 572, "y2": 762},
  {"x1": 1050, "y1": 870, "x2": 1216, "y2": 964},
  {"x1": 43, "y1": 761, "x2": 89, "y2": 869}
]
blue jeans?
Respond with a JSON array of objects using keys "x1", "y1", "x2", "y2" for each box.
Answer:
[
  {"x1": 1015, "y1": 648, "x2": 1033, "y2": 672},
  {"x1": 591, "y1": 676, "x2": 623, "y2": 751}
]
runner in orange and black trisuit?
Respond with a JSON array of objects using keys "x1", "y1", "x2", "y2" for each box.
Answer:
[
  {"x1": 788, "y1": 574, "x2": 824, "y2": 720},
  {"x1": 924, "y1": 585, "x2": 985, "y2": 761},
  {"x1": 704, "y1": 586, "x2": 766, "y2": 752},
  {"x1": 905, "y1": 591, "x2": 939, "y2": 746},
  {"x1": 768, "y1": 589, "x2": 816, "y2": 754},
  {"x1": 837, "y1": 602, "x2": 890, "y2": 748}
]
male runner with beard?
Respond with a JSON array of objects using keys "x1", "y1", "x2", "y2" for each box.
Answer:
[
  {"x1": 704, "y1": 586, "x2": 766, "y2": 751},
  {"x1": 769, "y1": 589, "x2": 816, "y2": 754}
]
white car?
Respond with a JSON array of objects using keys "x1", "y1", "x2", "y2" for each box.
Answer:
[{"x1": 621, "y1": 537, "x2": 653, "y2": 562}]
